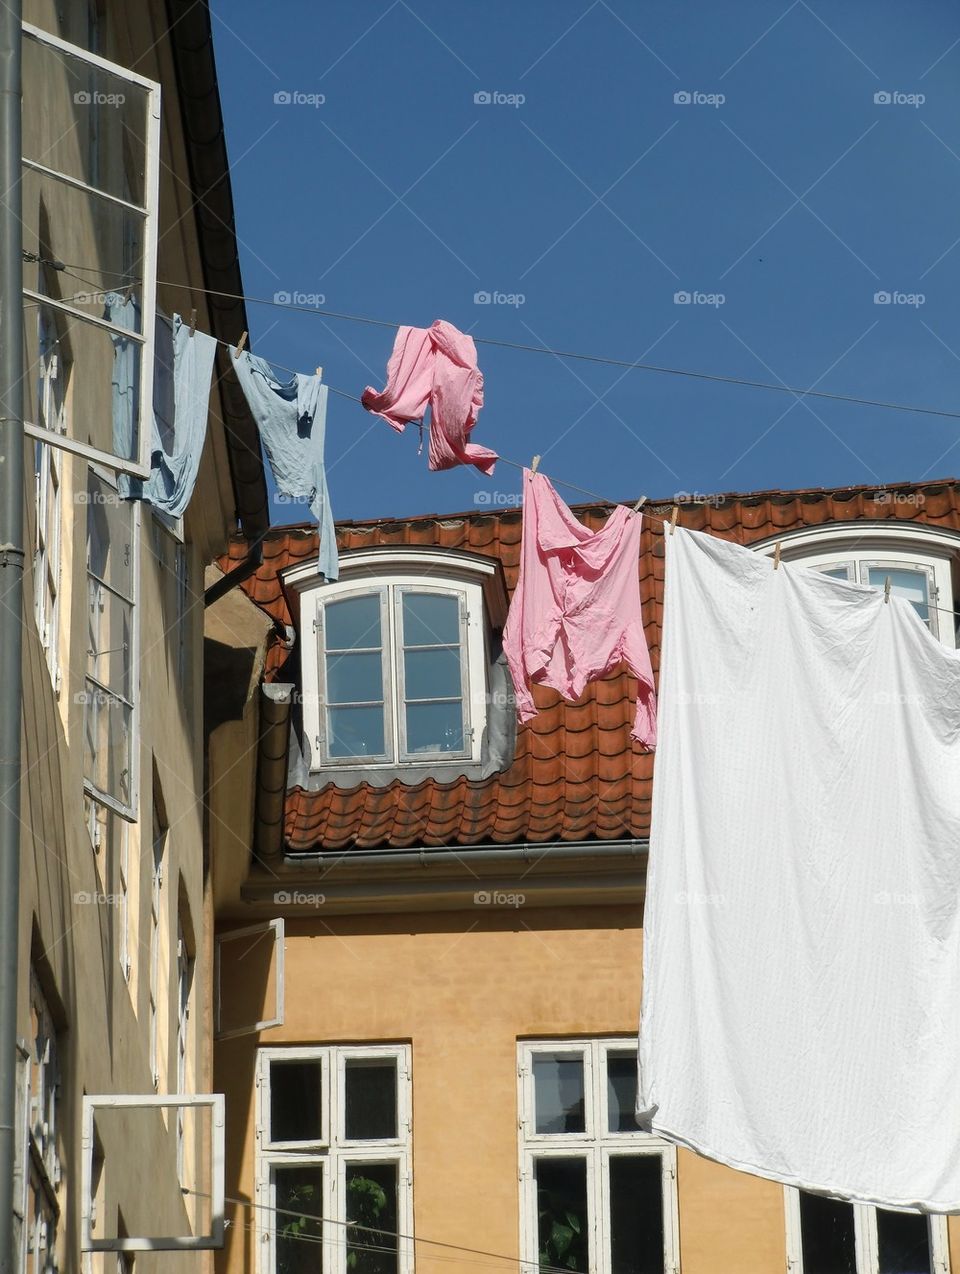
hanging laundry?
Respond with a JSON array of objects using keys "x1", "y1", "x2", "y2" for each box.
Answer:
[
  {"x1": 361, "y1": 320, "x2": 498, "y2": 474},
  {"x1": 502, "y1": 469, "x2": 656, "y2": 746},
  {"x1": 231, "y1": 348, "x2": 338, "y2": 580},
  {"x1": 120, "y1": 314, "x2": 216, "y2": 518},
  {"x1": 638, "y1": 526, "x2": 960, "y2": 1211}
]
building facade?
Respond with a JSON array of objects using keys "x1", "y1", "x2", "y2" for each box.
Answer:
[
  {"x1": 16, "y1": 0, "x2": 266, "y2": 1268},
  {"x1": 211, "y1": 481, "x2": 960, "y2": 1274}
]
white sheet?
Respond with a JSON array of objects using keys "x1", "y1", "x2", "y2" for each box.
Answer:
[{"x1": 638, "y1": 526, "x2": 960, "y2": 1211}]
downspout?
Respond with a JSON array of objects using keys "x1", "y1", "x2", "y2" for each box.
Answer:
[
  {"x1": 0, "y1": 4, "x2": 23, "y2": 1271},
  {"x1": 203, "y1": 536, "x2": 265, "y2": 607}
]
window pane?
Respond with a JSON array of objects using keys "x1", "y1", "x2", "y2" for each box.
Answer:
[
  {"x1": 325, "y1": 595, "x2": 381, "y2": 649},
  {"x1": 274, "y1": 1165, "x2": 322, "y2": 1274},
  {"x1": 536, "y1": 1157, "x2": 588, "y2": 1273},
  {"x1": 402, "y1": 592, "x2": 460, "y2": 646},
  {"x1": 22, "y1": 32, "x2": 150, "y2": 205},
  {"x1": 24, "y1": 300, "x2": 143, "y2": 464},
  {"x1": 533, "y1": 1054, "x2": 586, "y2": 1135},
  {"x1": 83, "y1": 681, "x2": 132, "y2": 806},
  {"x1": 866, "y1": 567, "x2": 930, "y2": 624},
  {"x1": 345, "y1": 1060, "x2": 397, "y2": 1141},
  {"x1": 328, "y1": 706, "x2": 386, "y2": 758},
  {"x1": 820, "y1": 565, "x2": 854, "y2": 580},
  {"x1": 799, "y1": 1191, "x2": 857, "y2": 1274},
  {"x1": 405, "y1": 701, "x2": 464, "y2": 755},
  {"x1": 609, "y1": 1155, "x2": 664, "y2": 1274},
  {"x1": 87, "y1": 476, "x2": 134, "y2": 599},
  {"x1": 346, "y1": 1162, "x2": 398, "y2": 1274},
  {"x1": 88, "y1": 580, "x2": 134, "y2": 701},
  {"x1": 404, "y1": 647, "x2": 462, "y2": 700},
  {"x1": 269, "y1": 1060, "x2": 322, "y2": 1143},
  {"x1": 876, "y1": 1209, "x2": 933, "y2": 1274},
  {"x1": 22, "y1": 167, "x2": 146, "y2": 328},
  {"x1": 606, "y1": 1052, "x2": 639, "y2": 1132},
  {"x1": 327, "y1": 652, "x2": 384, "y2": 705}
]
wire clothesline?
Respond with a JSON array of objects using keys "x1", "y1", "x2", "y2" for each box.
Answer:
[
  {"x1": 29, "y1": 255, "x2": 960, "y2": 625},
  {"x1": 182, "y1": 1185, "x2": 574, "y2": 1274},
  {"x1": 27, "y1": 250, "x2": 960, "y2": 424}
]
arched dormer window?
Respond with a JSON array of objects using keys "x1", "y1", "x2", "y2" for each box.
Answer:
[
  {"x1": 283, "y1": 548, "x2": 509, "y2": 772},
  {"x1": 756, "y1": 521, "x2": 960, "y2": 647}
]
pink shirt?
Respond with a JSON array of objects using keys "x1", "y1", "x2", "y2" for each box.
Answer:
[
  {"x1": 503, "y1": 470, "x2": 657, "y2": 747},
  {"x1": 362, "y1": 320, "x2": 498, "y2": 474}
]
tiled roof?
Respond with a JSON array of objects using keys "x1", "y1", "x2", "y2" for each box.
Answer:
[{"x1": 220, "y1": 480, "x2": 960, "y2": 852}]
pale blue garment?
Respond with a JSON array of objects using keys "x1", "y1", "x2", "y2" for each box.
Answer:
[
  {"x1": 121, "y1": 315, "x2": 216, "y2": 517},
  {"x1": 231, "y1": 348, "x2": 339, "y2": 579},
  {"x1": 105, "y1": 292, "x2": 140, "y2": 464}
]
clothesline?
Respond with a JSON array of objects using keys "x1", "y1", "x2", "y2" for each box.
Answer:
[
  {"x1": 28, "y1": 251, "x2": 960, "y2": 424},
  {"x1": 29, "y1": 273, "x2": 957, "y2": 621},
  {"x1": 182, "y1": 1186, "x2": 576, "y2": 1274}
]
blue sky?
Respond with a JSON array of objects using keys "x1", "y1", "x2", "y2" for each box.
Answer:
[{"x1": 209, "y1": 0, "x2": 960, "y2": 524}]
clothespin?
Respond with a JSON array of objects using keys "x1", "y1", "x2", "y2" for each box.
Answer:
[
  {"x1": 632, "y1": 495, "x2": 647, "y2": 513},
  {"x1": 315, "y1": 366, "x2": 323, "y2": 379},
  {"x1": 236, "y1": 330, "x2": 248, "y2": 354},
  {"x1": 530, "y1": 454, "x2": 541, "y2": 474},
  {"x1": 773, "y1": 542, "x2": 782, "y2": 570},
  {"x1": 670, "y1": 505, "x2": 679, "y2": 535},
  {"x1": 884, "y1": 576, "x2": 891, "y2": 603},
  {"x1": 189, "y1": 308, "x2": 197, "y2": 337}
]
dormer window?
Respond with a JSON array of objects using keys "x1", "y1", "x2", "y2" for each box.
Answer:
[
  {"x1": 763, "y1": 524, "x2": 960, "y2": 648},
  {"x1": 286, "y1": 548, "x2": 509, "y2": 774},
  {"x1": 320, "y1": 585, "x2": 470, "y2": 763}
]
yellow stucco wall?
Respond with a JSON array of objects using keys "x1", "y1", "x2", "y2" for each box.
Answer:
[{"x1": 215, "y1": 906, "x2": 790, "y2": 1274}]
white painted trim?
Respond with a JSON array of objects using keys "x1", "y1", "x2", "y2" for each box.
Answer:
[
  {"x1": 255, "y1": 1043, "x2": 413, "y2": 1274},
  {"x1": 22, "y1": 20, "x2": 160, "y2": 89},
  {"x1": 215, "y1": 919, "x2": 285, "y2": 1040},
  {"x1": 783, "y1": 1185, "x2": 950, "y2": 1274},
  {"x1": 754, "y1": 522, "x2": 960, "y2": 556},
  {"x1": 518, "y1": 1038, "x2": 680, "y2": 1274},
  {"x1": 81, "y1": 1093, "x2": 225, "y2": 1252}
]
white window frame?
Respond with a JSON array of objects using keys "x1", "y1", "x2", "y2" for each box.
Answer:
[
  {"x1": 117, "y1": 815, "x2": 130, "y2": 982},
  {"x1": 148, "y1": 809, "x2": 165, "y2": 1089},
  {"x1": 214, "y1": 919, "x2": 285, "y2": 1041},
  {"x1": 175, "y1": 917, "x2": 194, "y2": 1180},
  {"x1": 21, "y1": 21, "x2": 160, "y2": 478},
  {"x1": 84, "y1": 466, "x2": 140, "y2": 819},
  {"x1": 784, "y1": 1186, "x2": 950, "y2": 1274},
  {"x1": 255, "y1": 1044, "x2": 413, "y2": 1274},
  {"x1": 28, "y1": 973, "x2": 62, "y2": 1274},
  {"x1": 306, "y1": 577, "x2": 487, "y2": 769},
  {"x1": 33, "y1": 307, "x2": 67, "y2": 694},
  {"x1": 81, "y1": 1094, "x2": 225, "y2": 1252},
  {"x1": 758, "y1": 526, "x2": 959, "y2": 649},
  {"x1": 518, "y1": 1038, "x2": 679, "y2": 1274}
]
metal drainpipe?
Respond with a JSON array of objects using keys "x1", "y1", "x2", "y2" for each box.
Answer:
[{"x1": 0, "y1": 3, "x2": 23, "y2": 1271}]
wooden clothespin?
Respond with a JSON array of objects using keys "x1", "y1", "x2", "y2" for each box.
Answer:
[
  {"x1": 530, "y1": 454, "x2": 541, "y2": 474},
  {"x1": 315, "y1": 366, "x2": 323, "y2": 379},
  {"x1": 632, "y1": 495, "x2": 647, "y2": 513},
  {"x1": 189, "y1": 308, "x2": 197, "y2": 337},
  {"x1": 884, "y1": 576, "x2": 892, "y2": 603},
  {"x1": 236, "y1": 330, "x2": 248, "y2": 354},
  {"x1": 670, "y1": 505, "x2": 679, "y2": 535},
  {"x1": 773, "y1": 542, "x2": 782, "y2": 570}
]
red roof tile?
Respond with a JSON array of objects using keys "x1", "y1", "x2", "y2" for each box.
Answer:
[{"x1": 219, "y1": 480, "x2": 960, "y2": 851}]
